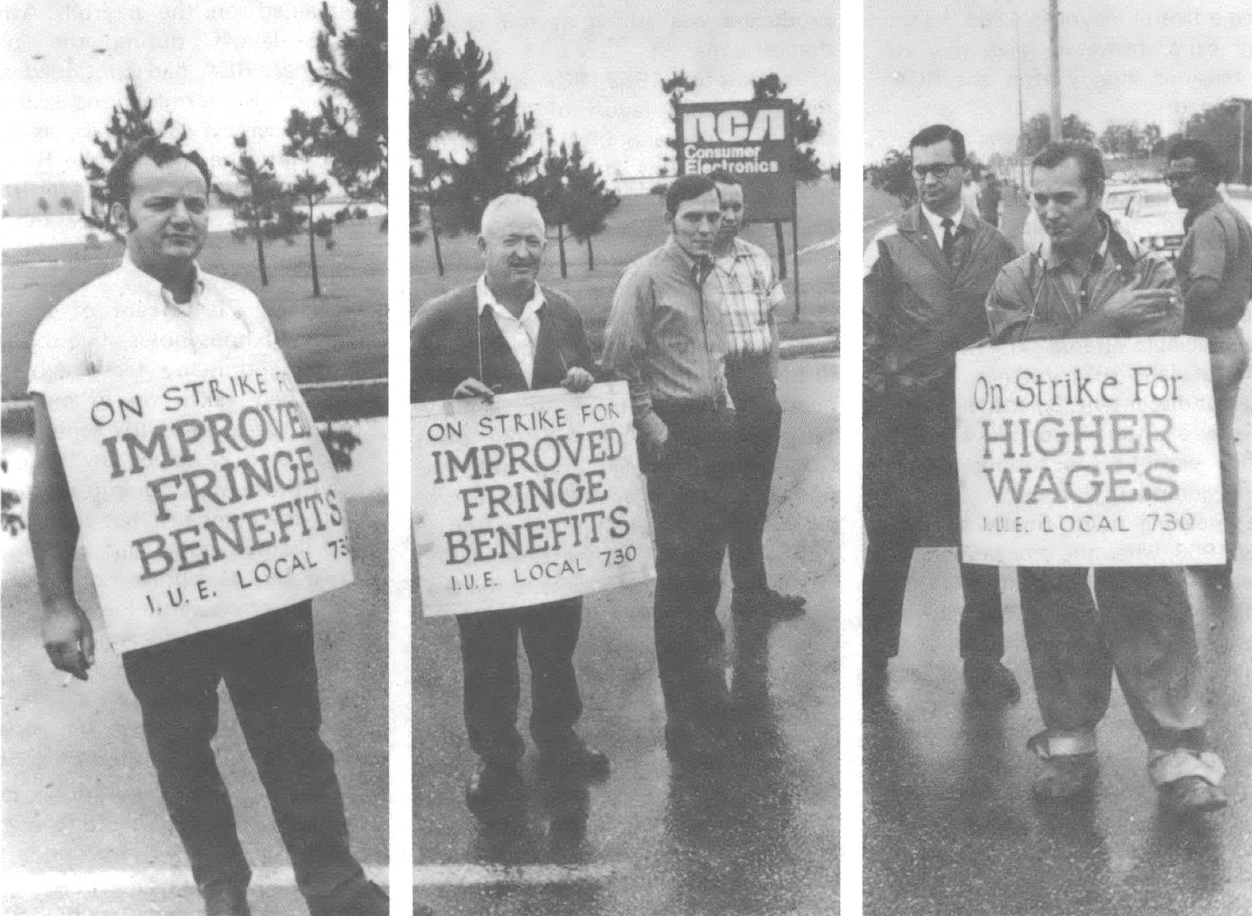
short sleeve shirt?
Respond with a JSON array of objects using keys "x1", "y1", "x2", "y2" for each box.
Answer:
[
  {"x1": 707, "y1": 238, "x2": 785, "y2": 356},
  {"x1": 28, "y1": 254, "x2": 279, "y2": 392},
  {"x1": 1175, "y1": 200, "x2": 1252, "y2": 334}
]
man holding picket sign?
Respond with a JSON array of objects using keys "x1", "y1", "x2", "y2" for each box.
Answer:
[
  {"x1": 411, "y1": 193, "x2": 610, "y2": 823},
  {"x1": 984, "y1": 141, "x2": 1227, "y2": 815},
  {"x1": 27, "y1": 139, "x2": 386, "y2": 916}
]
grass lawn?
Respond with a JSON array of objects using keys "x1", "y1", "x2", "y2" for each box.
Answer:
[
  {"x1": 412, "y1": 181, "x2": 840, "y2": 353},
  {"x1": 2, "y1": 219, "x2": 387, "y2": 402}
]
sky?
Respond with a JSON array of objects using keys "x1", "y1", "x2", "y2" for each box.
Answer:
[
  {"x1": 415, "y1": 0, "x2": 839, "y2": 180},
  {"x1": 2, "y1": 0, "x2": 355, "y2": 186},
  {"x1": 865, "y1": 0, "x2": 1252, "y2": 163}
]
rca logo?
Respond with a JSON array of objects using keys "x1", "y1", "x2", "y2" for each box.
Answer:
[{"x1": 682, "y1": 108, "x2": 786, "y2": 143}]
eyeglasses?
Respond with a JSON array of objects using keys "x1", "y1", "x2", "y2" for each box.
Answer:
[{"x1": 912, "y1": 163, "x2": 958, "y2": 180}]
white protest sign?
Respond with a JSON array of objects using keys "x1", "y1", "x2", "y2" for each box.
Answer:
[
  {"x1": 956, "y1": 337, "x2": 1223, "y2": 567},
  {"x1": 43, "y1": 350, "x2": 355, "y2": 651},
  {"x1": 412, "y1": 381, "x2": 656, "y2": 616}
]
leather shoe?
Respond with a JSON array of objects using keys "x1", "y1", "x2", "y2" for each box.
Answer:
[
  {"x1": 539, "y1": 740, "x2": 610, "y2": 780},
  {"x1": 1159, "y1": 775, "x2": 1228, "y2": 815},
  {"x1": 963, "y1": 655, "x2": 1021, "y2": 704},
  {"x1": 1032, "y1": 753, "x2": 1097, "y2": 800},
  {"x1": 203, "y1": 883, "x2": 251, "y2": 916},
  {"x1": 732, "y1": 588, "x2": 806, "y2": 620},
  {"x1": 465, "y1": 760, "x2": 523, "y2": 818}
]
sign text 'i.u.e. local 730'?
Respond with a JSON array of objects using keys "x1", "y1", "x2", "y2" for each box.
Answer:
[
  {"x1": 412, "y1": 382, "x2": 656, "y2": 616},
  {"x1": 955, "y1": 337, "x2": 1224, "y2": 567},
  {"x1": 42, "y1": 349, "x2": 355, "y2": 652}
]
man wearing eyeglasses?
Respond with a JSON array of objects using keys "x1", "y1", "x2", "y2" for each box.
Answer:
[
  {"x1": 863, "y1": 124, "x2": 1019, "y2": 702},
  {"x1": 1167, "y1": 139, "x2": 1252, "y2": 589}
]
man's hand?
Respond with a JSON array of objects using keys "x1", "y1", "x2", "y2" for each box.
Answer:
[
  {"x1": 42, "y1": 600, "x2": 94, "y2": 681},
  {"x1": 1099, "y1": 288, "x2": 1179, "y2": 330},
  {"x1": 452, "y1": 377, "x2": 496, "y2": 403},
  {"x1": 561, "y1": 367, "x2": 595, "y2": 393},
  {"x1": 639, "y1": 414, "x2": 670, "y2": 470}
]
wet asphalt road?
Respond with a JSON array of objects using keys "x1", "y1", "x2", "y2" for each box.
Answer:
[
  {"x1": 0, "y1": 431, "x2": 390, "y2": 916},
  {"x1": 414, "y1": 355, "x2": 840, "y2": 916},
  {"x1": 864, "y1": 372, "x2": 1252, "y2": 915}
]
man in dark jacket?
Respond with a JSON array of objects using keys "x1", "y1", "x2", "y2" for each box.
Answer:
[
  {"x1": 863, "y1": 124, "x2": 1020, "y2": 702},
  {"x1": 411, "y1": 194, "x2": 609, "y2": 820}
]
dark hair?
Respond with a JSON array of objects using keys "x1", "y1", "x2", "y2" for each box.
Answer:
[
  {"x1": 665, "y1": 174, "x2": 720, "y2": 216},
  {"x1": 909, "y1": 124, "x2": 966, "y2": 163},
  {"x1": 705, "y1": 169, "x2": 742, "y2": 187},
  {"x1": 1032, "y1": 141, "x2": 1105, "y2": 199},
  {"x1": 1167, "y1": 139, "x2": 1224, "y2": 183},
  {"x1": 107, "y1": 138, "x2": 213, "y2": 206}
]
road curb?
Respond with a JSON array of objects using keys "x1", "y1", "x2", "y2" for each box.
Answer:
[{"x1": 781, "y1": 336, "x2": 839, "y2": 358}]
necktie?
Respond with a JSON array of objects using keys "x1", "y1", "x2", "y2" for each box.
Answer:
[{"x1": 941, "y1": 217, "x2": 955, "y2": 262}]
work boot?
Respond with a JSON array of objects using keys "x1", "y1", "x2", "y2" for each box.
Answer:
[
  {"x1": 963, "y1": 655, "x2": 1021, "y2": 705},
  {"x1": 1032, "y1": 753, "x2": 1097, "y2": 800},
  {"x1": 1159, "y1": 775, "x2": 1228, "y2": 815}
]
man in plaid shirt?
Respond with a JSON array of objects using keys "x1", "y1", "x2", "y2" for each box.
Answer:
[{"x1": 706, "y1": 170, "x2": 806, "y2": 620}]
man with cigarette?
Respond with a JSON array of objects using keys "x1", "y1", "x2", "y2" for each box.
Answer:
[
  {"x1": 985, "y1": 141, "x2": 1227, "y2": 814},
  {"x1": 411, "y1": 193, "x2": 609, "y2": 821},
  {"x1": 27, "y1": 139, "x2": 387, "y2": 916},
  {"x1": 1166, "y1": 138, "x2": 1252, "y2": 589},
  {"x1": 862, "y1": 124, "x2": 1020, "y2": 702}
]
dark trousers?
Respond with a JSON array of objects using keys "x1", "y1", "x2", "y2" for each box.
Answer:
[
  {"x1": 863, "y1": 389, "x2": 1003, "y2": 663},
  {"x1": 456, "y1": 598, "x2": 583, "y2": 766},
  {"x1": 725, "y1": 353, "x2": 784, "y2": 593},
  {"x1": 122, "y1": 602, "x2": 366, "y2": 908},
  {"x1": 1018, "y1": 566, "x2": 1206, "y2": 750},
  {"x1": 648, "y1": 401, "x2": 736, "y2": 723}
]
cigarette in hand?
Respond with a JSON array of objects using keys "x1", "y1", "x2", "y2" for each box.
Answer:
[{"x1": 61, "y1": 672, "x2": 74, "y2": 688}]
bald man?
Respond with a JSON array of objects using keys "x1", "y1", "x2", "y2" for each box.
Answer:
[{"x1": 412, "y1": 194, "x2": 609, "y2": 822}]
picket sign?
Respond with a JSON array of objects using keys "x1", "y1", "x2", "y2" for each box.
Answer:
[
  {"x1": 412, "y1": 381, "x2": 656, "y2": 616},
  {"x1": 956, "y1": 337, "x2": 1224, "y2": 567},
  {"x1": 43, "y1": 348, "x2": 354, "y2": 651}
]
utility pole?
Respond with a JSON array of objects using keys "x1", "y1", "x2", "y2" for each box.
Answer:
[
  {"x1": 1231, "y1": 98, "x2": 1251, "y2": 186},
  {"x1": 1049, "y1": 0, "x2": 1062, "y2": 141},
  {"x1": 1017, "y1": 14, "x2": 1026, "y2": 186}
]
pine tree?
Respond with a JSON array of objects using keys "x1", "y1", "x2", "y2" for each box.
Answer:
[
  {"x1": 306, "y1": 0, "x2": 387, "y2": 203},
  {"x1": 438, "y1": 34, "x2": 541, "y2": 235},
  {"x1": 81, "y1": 78, "x2": 187, "y2": 239},
  {"x1": 564, "y1": 141, "x2": 619, "y2": 272},
  {"x1": 412, "y1": 3, "x2": 460, "y2": 275},
  {"x1": 530, "y1": 128, "x2": 571, "y2": 278},
  {"x1": 752, "y1": 73, "x2": 824, "y2": 182},
  {"x1": 217, "y1": 133, "x2": 293, "y2": 287},
  {"x1": 661, "y1": 70, "x2": 697, "y2": 175},
  {"x1": 285, "y1": 109, "x2": 334, "y2": 298}
]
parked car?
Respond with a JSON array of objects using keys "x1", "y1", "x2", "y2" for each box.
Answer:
[{"x1": 1104, "y1": 183, "x2": 1185, "y2": 259}]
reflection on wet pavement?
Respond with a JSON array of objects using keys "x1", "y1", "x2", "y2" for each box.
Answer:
[{"x1": 864, "y1": 551, "x2": 1252, "y2": 916}]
